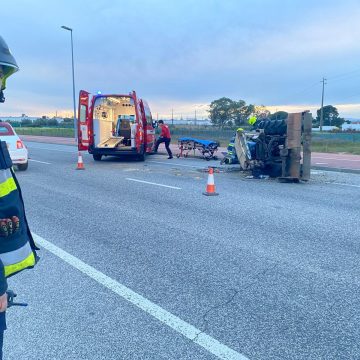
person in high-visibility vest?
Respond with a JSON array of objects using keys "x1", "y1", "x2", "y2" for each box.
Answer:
[
  {"x1": 248, "y1": 115, "x2": 257, "y2": 127},
  {"x1": 0, "y1": 35, "x2": 38, "y2": 360},
  {"x1": 221, "y1": 128, "x2": 244, "y2": 165}
]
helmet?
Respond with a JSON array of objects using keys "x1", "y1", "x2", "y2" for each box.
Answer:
[
  {"x1": 0, "y1": 36, "x2": 19, "y2": 102},
  {"x1": 248, "y1": 116, "x2": 257, "y2": 125}
]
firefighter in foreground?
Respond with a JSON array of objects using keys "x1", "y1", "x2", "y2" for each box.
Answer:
[{"x1": 0, "y1": 35, "x2": 39, "y2": 359}]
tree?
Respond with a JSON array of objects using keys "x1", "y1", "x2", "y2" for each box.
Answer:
[
  {"x1": 33, "y1": 118, "x2": 48, "y2": 127},
  {"x1": 21, "y1": 119, "x2": 33, "y2": 126},
  {"x1": 253, "y1": 105, "x2": 270, "y2": 119},
  {"x1": 316, "y1": 105, "x2": 345, "y2": 127},
  {"x1": 46, "y1": 118, "x2": 58, "y2": 126},
  {"x1": 208, "y1": 98, "x2": 270, "y2": 128},
  {"x1": 208, "y1": 97, "x2": 236, "y2": 128}
]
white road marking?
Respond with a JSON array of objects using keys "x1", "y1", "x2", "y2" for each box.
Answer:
[
  {"x1": 148, "y1": 160, "x2": 200, "y2": 168},
  {"x1": 328, "y1": 182, "x2": 360, "y2": 188},
  {"x1": 126, "y1": 178, "x2": 181, "y2": 189},
  {"x1": 29, "y1": 159, "x2": 51, "y2": 165},
  {"x1": 315, "y1": 162, "x2": 328, "y2": 165},
  {"x1": 28, "y1": 145, "x2": 75, "y2": 153},
  {"x1": 312, "y1": 156, "x2": 360, "y2": 162},
  {"x1": 32, "y1": 233, "x2": 249, "y2": 360}
]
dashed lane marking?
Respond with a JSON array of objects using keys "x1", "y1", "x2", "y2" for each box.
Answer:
[
  {"x1": 126, "y1": 178, "x2": 181, "y2": 189},
  {"x1": 148, "y1": 160, "x2": 200, "y2": 168},
  {"x1": 328, "y1": 182, "x2": 360, "y2": 188},
  {"x1": 28, "y1": 146, "x2": 75, "y2": 153},
  {"x1": 29, "y1": 159, "x2": 51, "y2": 165}
]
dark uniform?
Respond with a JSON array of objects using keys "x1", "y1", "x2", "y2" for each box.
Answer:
[
  {"x1": 0, "y1": 265, "x2": 7, "y2": 359},
  {"x1": 0, "y1": 35, "x2": 38, "y2": 359},
  {"x1": 0, "y1": 141, "x2": 39, "y2": 359}
]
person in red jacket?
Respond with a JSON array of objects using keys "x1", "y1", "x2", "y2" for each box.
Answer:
[{"x1": 154, "y1": 120, "x2": 173, "y2": 159}]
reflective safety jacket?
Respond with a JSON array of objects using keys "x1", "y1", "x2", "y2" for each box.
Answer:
[
  {"x1": 248, "y1": 116, "x2": 257, "y2": 126},
  {"x1": 0, "y1": 141, "x2": 38, "y2": 277}
]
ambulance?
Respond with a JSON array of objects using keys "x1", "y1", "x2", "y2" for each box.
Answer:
[{"x1": 77, "y1": 90, "x2": 156, "y2": 161}]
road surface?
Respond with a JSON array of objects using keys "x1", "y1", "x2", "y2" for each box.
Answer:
[
  {"x1": 5, "y1": 142, "x2": 360, "y2": 360},
  {"x1": 20, "y1": 135, "x2": 360, "y2": 173}
]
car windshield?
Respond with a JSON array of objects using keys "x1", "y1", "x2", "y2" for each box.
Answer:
[{"x1": 0, "y1": 123, "x2": 14, "y2": 136}]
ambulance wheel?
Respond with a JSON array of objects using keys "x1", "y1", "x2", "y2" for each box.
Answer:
[{"x1": 93, "y1": 154, "x2": 102, "y2": 161}]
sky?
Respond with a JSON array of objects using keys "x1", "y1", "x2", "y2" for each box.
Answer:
[{"x1": 1, "y1": 0, "x2": 360, "y2": 119}]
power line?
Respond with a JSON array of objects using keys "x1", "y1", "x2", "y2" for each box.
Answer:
[
  {"x1": 320, "y1": 77, "x2": 327, "y2": 132},
  {"x1": 327, "y1": 68, "x2": 360, "y2": 81}
]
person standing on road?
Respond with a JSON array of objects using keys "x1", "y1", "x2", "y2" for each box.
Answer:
[
  {"x1": 0, "y1": 35, "x2": 39, "y2": 360},
  {"x1": 0, "y1": 259, "x2": 7, "y2": 360},
  {"x1": 154, "y1": 120, "x2": 173, "y2": 159},
  {"x1": 0, "y1": 142, "x2": 39, "y2": 360}
]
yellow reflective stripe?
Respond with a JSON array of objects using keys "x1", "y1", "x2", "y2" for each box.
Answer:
[
  {"x1": 0, "y1": 176, "x2": 17, "y2": 197},
  {"x1": 4, "y1": 251, "x2": 35, "y2": 277}
]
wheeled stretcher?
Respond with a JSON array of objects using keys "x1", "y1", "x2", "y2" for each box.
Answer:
[{"x1": 176, "y1": 137, "x2": 219, "y2": 160}]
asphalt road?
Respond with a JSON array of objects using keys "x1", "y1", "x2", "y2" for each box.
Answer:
[
  {"x1": 20, "y1": 135, "x2": 360, "y2": 173},
  {"x1": 4, "y1": 142, "x2": 360, "y2": 360}
]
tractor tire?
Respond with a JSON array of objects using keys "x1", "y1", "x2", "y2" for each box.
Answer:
[{"x1": 256, "y1": 119, "x2": 287, "y2": 136}]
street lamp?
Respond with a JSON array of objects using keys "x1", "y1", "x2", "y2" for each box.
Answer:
[{"x1": 61, "y1": 25, "x2": 77, "y2": 140}]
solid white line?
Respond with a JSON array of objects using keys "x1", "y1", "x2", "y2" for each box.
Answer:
[
  {"x1": 28, "y1": 159, "x2": 51, "y2": 165},
  {"x1": 32, "y1": 233, "x2": 249, "y2": 360},
  {"x1": 148, "y1": 160, "x2": 199, "y2": 168},
  {"x1": 315, "y1": 162, "x2": 328, "y2": 165},
  {"x1": 312, "y1": 156, "x2": 360, "y2": 162},
  {"x1": 28, "y1": 145, "x2": 75, "y2": 153},
  {"x1": 126, "y1": 178, "x2": 181, "y2": 189},
  {"x1": 329, "y1": 182, "x2": 360, "y2": 188}
]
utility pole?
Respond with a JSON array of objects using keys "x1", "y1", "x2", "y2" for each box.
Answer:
[
  {"x1": 320, "y1": 77, "x2": 327, "y2": 132},
  {"x1": 61, "y1": 26, "x2": 77, "y2": 140},
  {"x1": 195, "y1": 109, "x2": 197, "y2": 126},
  {"x1": 171, "y1": 108, "x2": 173, "y2": 125}
]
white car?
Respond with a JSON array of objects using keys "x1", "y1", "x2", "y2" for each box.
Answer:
[{"x1": 0, "y1": 122, "x2": 28, "y2": 170}]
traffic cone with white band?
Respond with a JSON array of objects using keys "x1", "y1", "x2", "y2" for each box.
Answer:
[
  {"x1": 203, "y1": 167, "x2": 218, "y2": 196},
  {"x1": 76, "y1": 152, "x2": 85, "y2": 170}
]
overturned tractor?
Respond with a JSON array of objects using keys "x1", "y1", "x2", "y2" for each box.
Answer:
[{"x1": 234, "y1": 112, "x2": 312, "y2": 182}]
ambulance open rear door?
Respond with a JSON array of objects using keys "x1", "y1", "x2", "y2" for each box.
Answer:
[{"x1": 77, "y1": 90, "x2": 92, "y2": 151}]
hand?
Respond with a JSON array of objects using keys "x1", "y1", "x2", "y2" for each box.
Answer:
[
  {"x1": 0, "y1": 216, "x2": 20, "y2": 237},
  {"x1": 0, "y1": 293, "x2": 7, "y2": 312}
]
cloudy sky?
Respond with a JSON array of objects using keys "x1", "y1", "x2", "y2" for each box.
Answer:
[{"x1": 1, "y1": 0, "x2": 360, "y2": 119}]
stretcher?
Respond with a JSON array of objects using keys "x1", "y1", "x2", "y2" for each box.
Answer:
[
  {"x1": 97, "y1": 136, "x2": 124, "y2": 148},
  {"x1": 176, "y1": 137, "x2": 219, "y2": 160}
]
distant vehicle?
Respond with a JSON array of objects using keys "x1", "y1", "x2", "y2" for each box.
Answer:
[
  {"x1": 77, "y1": 90, "x2": 156, "y2": 161},
  {"x1": 0, "y1": 122, "x2": 28, "y2": 170}
]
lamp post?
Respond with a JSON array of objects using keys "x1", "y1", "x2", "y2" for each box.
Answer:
[{"x1": 61, "y1": 25, "x2": 77, "y2": 140}]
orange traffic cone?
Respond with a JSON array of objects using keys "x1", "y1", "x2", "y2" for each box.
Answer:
[
  {"x1": 203, "y1": 167, "x2": 219, "y2": 196},
  {"x1": 76, "y1": 152, "x2": 85, "y2": 170}
]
